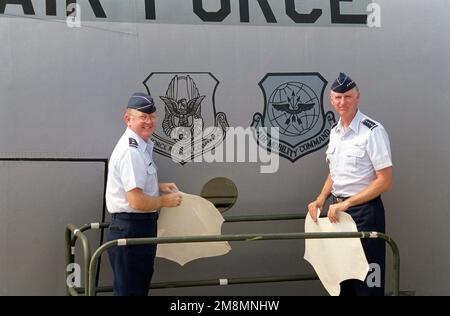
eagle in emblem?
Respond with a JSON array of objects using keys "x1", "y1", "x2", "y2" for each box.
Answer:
[
  {"x1": 272, "y1": 90, "x2": 315, "y2": 125},
  {"x1": 160, "y1": 75, "x2": 205, "y2": 138}
]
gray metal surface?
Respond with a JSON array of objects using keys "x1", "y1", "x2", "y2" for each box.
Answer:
[{"x1": 0, "y1": 0, "x2": 449, "y2": 295}]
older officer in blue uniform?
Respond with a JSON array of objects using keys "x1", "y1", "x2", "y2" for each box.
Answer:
[
  {"x1": 308, "y1": 73, "x2": 393, "y2": 296},
  {"x1": 106, "y1": 92, "x2": 182, "y2": 296}
]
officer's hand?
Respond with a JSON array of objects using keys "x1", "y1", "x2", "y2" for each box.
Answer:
[
  {"x1": 327, "y1": 202, "x2": 349, "y2": 223},
  {"x1": 161, "y1": 192, "x2": 183, "y2": 208},
  {"x1": 307, "y1": 200, "x2": 323, "y2": 223},
  {"x1": 159, "y1": 182, "x2": 179, "y2": 193}
]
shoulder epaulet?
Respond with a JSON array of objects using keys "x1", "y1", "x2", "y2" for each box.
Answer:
[
  {"x1": 362, "y1": 119, "x2": 378, "y2": 130},
  {"x1": 129, "y1": 137, "x2": 138, "y2": 148},
  {"x1": 331, "y1": 122, "x2": 338, "y2": 129}
]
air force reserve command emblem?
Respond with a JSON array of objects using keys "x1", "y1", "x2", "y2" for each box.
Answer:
[
  {"x1": 251, "y1": 73, "x2": 336, "y2": 162},
  {"x1": 144, "y1": 72, "x2": 229, "y2": 164}
]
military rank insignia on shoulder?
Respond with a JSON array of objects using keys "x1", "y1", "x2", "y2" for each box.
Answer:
[
  {"x1": 129, "y1": 137, "x2": 138, "y2": 148},
  {"x1": 362, "y1": 119, "x2": 378, "y2": 130}
]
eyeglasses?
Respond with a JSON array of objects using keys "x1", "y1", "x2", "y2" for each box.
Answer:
[{"x1": 131, "y1": 114, "x2": 157, "y2": 122}]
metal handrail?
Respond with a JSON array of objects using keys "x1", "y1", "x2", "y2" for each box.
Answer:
[
  {"x1": 86, "y1": 231, "x2": 400, "y2": 296},
  {"x1": 224, "y1": 213, "x2": 307, "y2": 222},
  {"x1": 72, "y1": 273, "x2": 319, "y2": 295},
  {"x1": 65, "y1": 224, "x2": 91, "y2": 294},
  {"x1": 65, "y1": 213, "x2": 400, "y2": 296},
  {"x1": 68, "y1": 213, "x2": 308, "y2": 247},
  {"x1": 65, "y1": 213, "x2": 308, "y2": 291}
]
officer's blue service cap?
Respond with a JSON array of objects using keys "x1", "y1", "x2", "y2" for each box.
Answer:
[
  {"x1": 330, "y1": 72, "x2": 357, "y2": 93},
  {"x1": 127, "y1": 92, "x2": 156, "y2": 114}
]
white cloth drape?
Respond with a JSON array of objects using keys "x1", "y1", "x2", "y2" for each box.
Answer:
[
  {"x1": 304, "y1": 212, "x2": 369, "y2": 296},
  {"x1": 156, "y1": 192, "x2": 231, "y2": 266}
]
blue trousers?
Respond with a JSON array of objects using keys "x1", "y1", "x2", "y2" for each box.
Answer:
[
  {"x1": 107, "y1": 212, "x2": 158, "y2": 296},
  {"x1": 333, "y1": 196, "x2": 386, "y2": 296}
]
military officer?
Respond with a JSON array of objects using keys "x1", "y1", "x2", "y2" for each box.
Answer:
[
  {"x1": 106, "y1": 92, "x2": 182, "y2": 296},
  {"x1": 308, "y1": 73, "x2": 393, "y2": 296}
]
